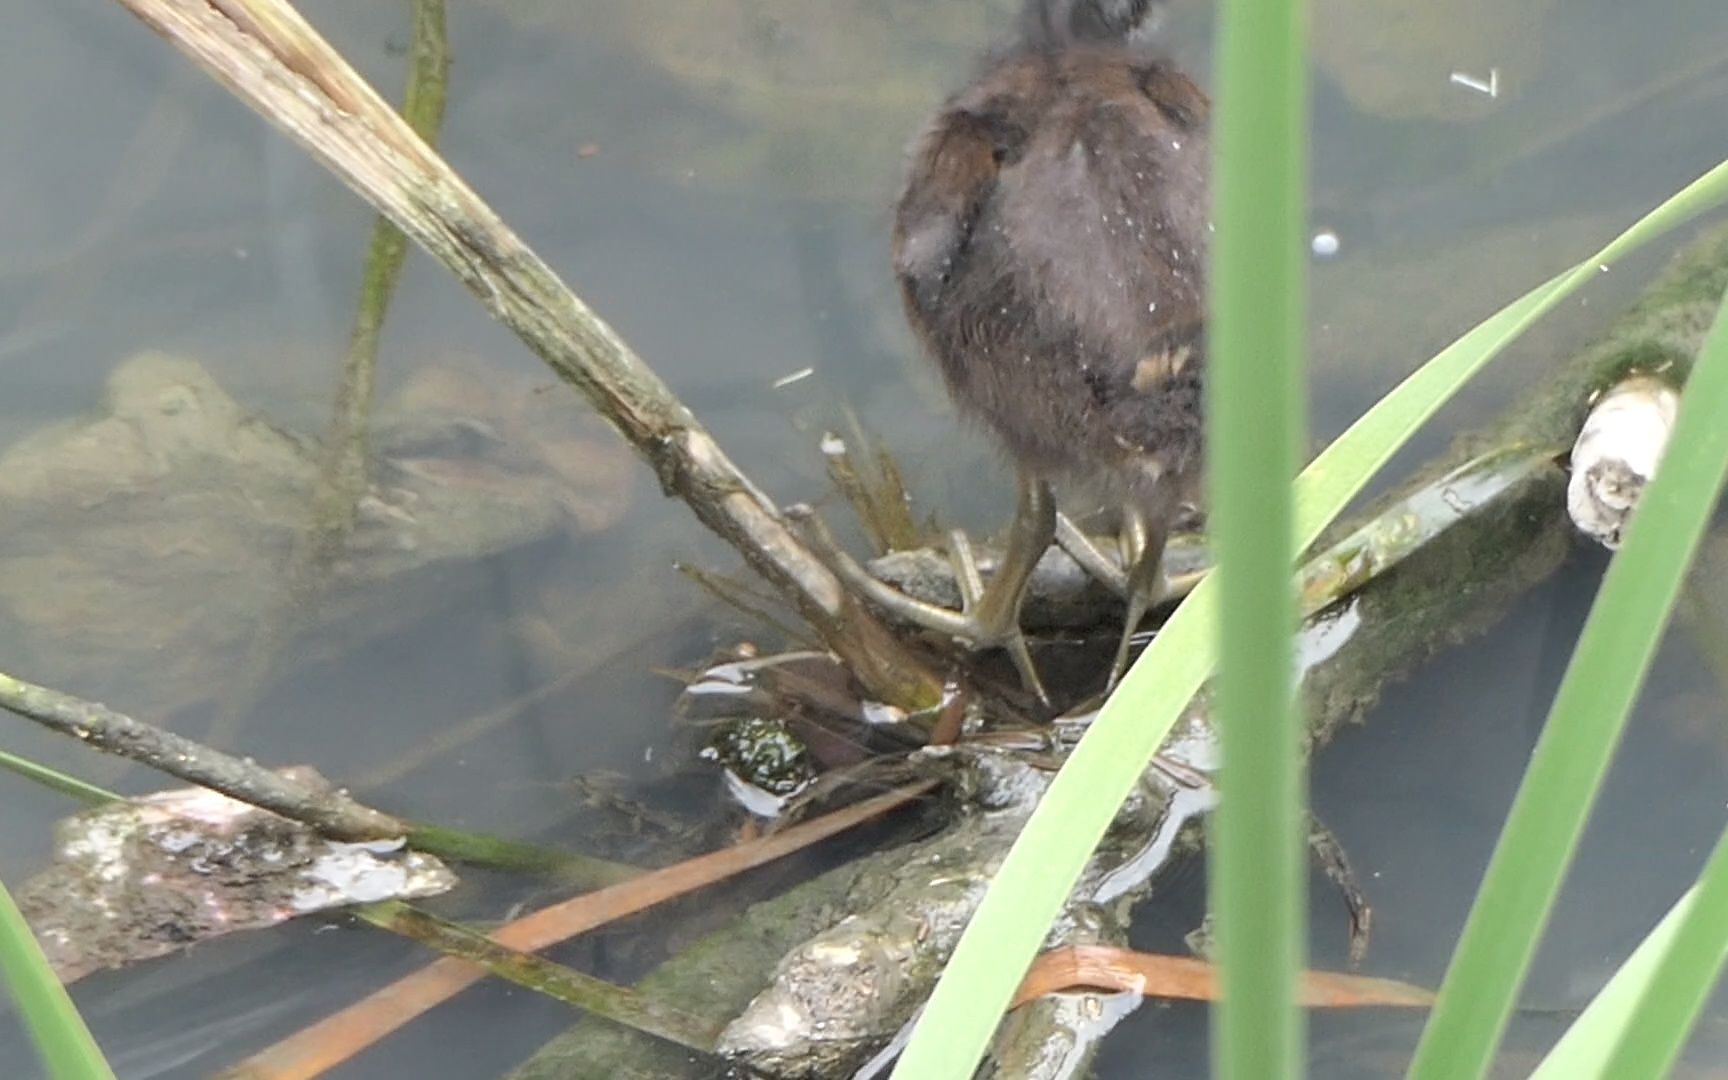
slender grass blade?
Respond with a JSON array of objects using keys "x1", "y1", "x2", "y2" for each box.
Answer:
[
  {"x1": 1208, "y1": 0, "x2": 1308, "y2": 1075},
  {"x1": 0, "y1": 876, "x2": 115, "y2": 1079}
]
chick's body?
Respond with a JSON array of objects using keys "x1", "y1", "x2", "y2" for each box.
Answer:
[{"x1": 892, "y1": 25, "x2": 1210, "y2": 522}]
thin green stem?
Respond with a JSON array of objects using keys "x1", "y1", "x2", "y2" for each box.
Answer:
[{"x1": 1208, "y1": 0, "x2": 1308, "y2": 1077}]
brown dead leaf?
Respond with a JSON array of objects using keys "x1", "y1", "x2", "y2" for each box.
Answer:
[{"x1": 1013, "y1": 945, "x2": 1434, "y2": 1010}]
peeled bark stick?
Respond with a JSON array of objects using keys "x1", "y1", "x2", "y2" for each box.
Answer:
[
  {"x1": 0, "y1": 671, "x2": 632, "y2": 882},
  {"x1": 0, "y1": 671, "x2": 403, "y2": 841},
  {"x1": 111, "y1": 0, "x2": 945, "y2": 712}
]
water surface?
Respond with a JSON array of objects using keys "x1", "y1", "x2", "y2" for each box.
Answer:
[{"x1": 3, "y1": 0, "x2": 1728, "y2": 1076}]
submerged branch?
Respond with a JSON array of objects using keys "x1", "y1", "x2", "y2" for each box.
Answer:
[
  {"x1": 217, "y1": 0, "x2": 452, "y2": 743},
  {"x1": 314, "y1": 0, "x2": 449, "y2": 543},
  {"x1": 358, "y1": 902, "x2": 724, "y2": 1052}
]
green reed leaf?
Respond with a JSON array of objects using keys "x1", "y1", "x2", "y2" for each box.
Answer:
[
  {"x1": 0, "y1": 875, "x2": 115, "y2": 1080},
  {"x1": 890, "y1": 121, "x2": 1728, "y2": 1080},
  {"x1": 1407, "y1": 274, "x2": 1728, "y2": 1080}
]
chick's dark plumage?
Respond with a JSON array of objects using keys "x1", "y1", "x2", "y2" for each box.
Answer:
[
  {"x1": 880, "y1": 0, "x2": 1209, "y2": 697},
  {"x1": 891, "y1": 23, "x2": 1209, "y2": 520}
]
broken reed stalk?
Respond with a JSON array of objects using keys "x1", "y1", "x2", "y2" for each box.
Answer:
[{"x1": 111, "y1": 0, "x2": 947, "y2": 714}]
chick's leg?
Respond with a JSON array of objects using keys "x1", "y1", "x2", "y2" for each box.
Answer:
[{"x1": 1106, "y1": 500, "x2": 1170, "y2": 691}]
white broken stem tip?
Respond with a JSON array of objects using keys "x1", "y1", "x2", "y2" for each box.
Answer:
[{"x1": 1567, "y1": 374, "x2": 1681, "y2": 549}]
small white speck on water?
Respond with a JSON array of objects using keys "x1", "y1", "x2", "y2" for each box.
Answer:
[
  {"x1": 1148, "y1": 301, "x2": 1158, "y2": 313},
  {"x1": 820, "y1": 432, "x2": 846, "y2": 456},
  {"x1": 771, "y1": 367, "x2": 814, "y2": 389},
  {"x1": 1448, "y1": 67, "x2": 1499, "y2": 98},
  {"x1": 1311, "y1": 229, "x2": 1341, "y2": 258},
  {"x1": 1599, "y1": 264, "x2": 1611, "y2": 273},
  {"x1": 1171, "y1": 140, "x2": 1182, "y2": 151}
]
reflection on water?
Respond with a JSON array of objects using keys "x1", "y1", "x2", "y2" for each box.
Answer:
[
  {"x1": 2, "y1": 0, "x2": 1728, "y2": 1075},
  {"x1": 0, "y1": 352, "x2": 635, "y2": 743}
]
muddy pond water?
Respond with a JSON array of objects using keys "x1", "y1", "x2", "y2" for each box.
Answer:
[{"x1": 4, "y1": 0, "x2": 1728, "y2": 1076}]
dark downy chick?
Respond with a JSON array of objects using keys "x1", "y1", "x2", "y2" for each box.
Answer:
[{"x1": 889, "y1": 0, "x2": 1209, "y2": 696}]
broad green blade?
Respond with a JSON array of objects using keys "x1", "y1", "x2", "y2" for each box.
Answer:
[
  {"x1": 889, "y1": 160, "x2": 1728, "y2": 1080},
  {"x1": 1408, "y1": 284, "x2": 1728, "y2": 1079},
  {"x1": 1300, "y1": 157, "x2": 1728, "y2": 538},
  {"x1": 1207, "y1": 0, "x2": 1308, "y2": 1076},
  {"x1": 0, "y1": 876, "x2": 115, "y2": 1080}
]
